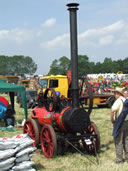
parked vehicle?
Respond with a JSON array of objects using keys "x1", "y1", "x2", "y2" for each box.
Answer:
[
  {"x1": 17, "y1": 90, "x2": 37, "y2": 108},
  {"x1": 23, "y1": 4, "x2": 100, "y2": 159},
  {"x1": 38, "y1": 74, "x2": 115, "y2": 108},
  {"x1": 38, "y1": 75, "x2": 69, "y2": 98}
]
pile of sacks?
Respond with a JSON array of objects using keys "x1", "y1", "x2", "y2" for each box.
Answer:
[{"x1": 0, "y1": 134, "x2": 37, "y2": 171}]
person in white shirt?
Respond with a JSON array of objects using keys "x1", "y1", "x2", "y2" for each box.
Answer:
[{"x1": 111, "y1": 87, "x2": 125, "y2": 163}]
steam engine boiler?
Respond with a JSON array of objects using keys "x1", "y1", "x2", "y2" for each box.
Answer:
[{"x1": 23, "y1": 3, "x2": 100, "y2": 158}]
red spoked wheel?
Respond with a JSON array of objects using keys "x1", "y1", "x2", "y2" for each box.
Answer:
[
  {"x1": 40, "y1": 124, "x2": 57, "y2": 158},
  {"x1": 82, "y1": 122, "x2": 100, "y2": 154},
  {"x1": 23, "y1": 118, "x2": 40, "y2": 147}
]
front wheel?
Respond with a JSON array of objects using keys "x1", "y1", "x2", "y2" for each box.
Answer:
[
  {"x1": 23, "y1": 118, "x2": 40, "y2": 147},
  {"x1": 40, "y1": 124, "x2": 57, "y2": 158}
]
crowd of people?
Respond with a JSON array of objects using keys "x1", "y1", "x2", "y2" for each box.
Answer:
[{"x1": 87, "y1": 77, "x2": 128, "y2": 94}]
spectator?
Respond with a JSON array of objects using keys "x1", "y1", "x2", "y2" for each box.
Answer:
[
  {"x1": 112, "y1": 87, "x2": 128, "y2": 163},
  {"x1": 111, "y1": 87, "x2": 125, "y2": 163},
  {"x1": 4, "y1": 104, "x2": 15, "y2": 126}
]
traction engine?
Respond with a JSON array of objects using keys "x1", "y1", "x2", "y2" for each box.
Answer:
[{"x1": 23, "y1": 3, "x2": 100, "y2": 158}]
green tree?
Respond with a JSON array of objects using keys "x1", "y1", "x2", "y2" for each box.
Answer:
[
  {"x1": 48, "y1": 56, "x2": 70, "y2": 75},
  {"x1": 122, "y1": 57, "x2": 128, "y2": 73},
  {"x1": 101, "y1": 58, "x2": 113, "y2": 73},
  {"x1": 88, "y1": 62, "x2": 95, "y2": 74},
  {"x1": 110, "y1": 61, "x2": 120, "y2": 73},
  {"x1": 0, "y1": 56, "x2": 9, "y2": 75},
  {"x1": 49, "y1": 55, "x2": 90, "y2": 76},
  {"x1": 48, "y1": 55, "x2": 128, "y2": 76},
  {"x1": 78, "y1": 55, "x2": 90, "y2": 76},
  {"x1": 0, "y1": 55, "x2": 37, "y2": 75},
  {"x1": 48, "y1": 59, "x2": 60, "y2": 75},
  {"x1": 22, "y1": 56, "x2": 37, "y2": 74},
  {"x1": 95, "y1": 62, "x2": 102, "y2": 73},
  {"x1": 117, "y1": 59, "x2": 123, "y2": 72},
  {"x1": 58, "y1": 56, "x2": 70, "y2": 75}
]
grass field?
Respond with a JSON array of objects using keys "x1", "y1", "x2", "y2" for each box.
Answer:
[{"x1": 0, "y1": 94, "x2": 128, "y2": 171}]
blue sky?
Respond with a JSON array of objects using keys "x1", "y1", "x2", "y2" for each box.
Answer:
[{"x1": 0, "y1": 0, "x2": 128, "y2": 74}]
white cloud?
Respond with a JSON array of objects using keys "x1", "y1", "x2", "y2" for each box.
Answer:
[
  {"x1": 0, "y1": 28, "x2": 34, "y2": 43},
  {"x1": 99, "y1": 35, "x2": 114, "y2": 45},
  {"x1": 101, "y1": 20, "x2": 124, "y2": 33},
  {"x1": 116, "y1": 25, "x2": 128, "y2": 45},
  {"x1": 11, "y1": 28, "x2": 34, "y2": 43},
  {"x1": 40, "y1": 33, "x2": 69, "y2": 49},
  {"x1": 78, "y1": 20, "x2": 128, "y2": 49},
  {"x1": 0, "y1": 30, "x2": 9, "y2": 39},
  {"x1": 0, "y1": 19, "x2": 128, "y2": 74},
  {"x1": 41, "y1": 18, "x2": 56, "y2": 28},
  {"x1": 0, "y1": 20, "x2": 127, "y2": 52},
  {"x1": 39, "y1": 20, "x2": 128, "y2": 54},
  {"x1": 79, "y1": 20, "x2": 124, "y2": 40},
  {"x1": 117, "y1": 39, "x2": 128, "y2": 45}
]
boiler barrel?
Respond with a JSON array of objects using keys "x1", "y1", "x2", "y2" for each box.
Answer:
[{"x1": 62, "y1": 107, "x2": 90, "y2": 133}]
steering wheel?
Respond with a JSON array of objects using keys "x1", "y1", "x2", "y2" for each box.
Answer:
[{"x1": 44, "y1": 88, "x2": 57, "y2": 112}]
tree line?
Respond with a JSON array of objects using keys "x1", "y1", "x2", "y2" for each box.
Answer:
[
  {"x1": 48, "y1": 55, "x2": 128, "y2": 76},
  {"x1": 0, "y1": 55, "x2": 128, "y2": 76},
  {"x1": 0, "y1": 55, "x2": 37, "y2": 75}
]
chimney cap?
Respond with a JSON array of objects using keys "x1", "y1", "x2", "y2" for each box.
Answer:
[{"x1": 66, "y1": 3, "x2": 79, "y2": 9}]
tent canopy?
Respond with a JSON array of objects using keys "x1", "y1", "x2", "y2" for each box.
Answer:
[{"x1": 0, "y1": 79, "x2": 28, "y2": 119}]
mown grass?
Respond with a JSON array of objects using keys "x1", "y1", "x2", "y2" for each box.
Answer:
[{"x1": 0, "y1": 94, "x2": 128, "y2": 171}]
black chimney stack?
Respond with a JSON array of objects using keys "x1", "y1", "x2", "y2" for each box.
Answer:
[
  {"x1": 62, "y1": 3, "x2": 90, "y2": 133},
  {"x1": 67, "y1": 3, "x2": 79, "y2": 108}
]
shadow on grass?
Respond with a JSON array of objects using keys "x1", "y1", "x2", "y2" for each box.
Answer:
[
  {"x1": 33, "y1": 163, "x2": 45, "y2": 170},
  {"x1": 99, "y1": 140, "x2": 114, "y2": 153}
]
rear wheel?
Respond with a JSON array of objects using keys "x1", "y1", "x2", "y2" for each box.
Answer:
[
  {"x1": 107, "y1": 96, "x2": 116, "y2": 108},
  {"x1": 40, "y1": 124, "x2": 57, "y2": 158},
  {"x1": 82, "y1": 122, "x2": 100, "y2": 154},
  {"x1": 97, "y1": 104, "x2": 107, "y2": 108},
  {"x1": 23, "y1": 118, "x2": 40, "y2": 147}
]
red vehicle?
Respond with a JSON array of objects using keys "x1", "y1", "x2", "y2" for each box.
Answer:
[
  {"x1": 23, "y1": 86, "x2": 100, "y2": 158},
  {"x1": 23, "y1": 3, "x2": 100, "y2": 159}
]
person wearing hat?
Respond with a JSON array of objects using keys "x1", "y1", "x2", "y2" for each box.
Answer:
[
  {"x1": 111, "y1": 87, "x2": 125, "y2": 163},
  {"x1": 112, "y1": 87, "x2": 128, "y2": 163}
]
